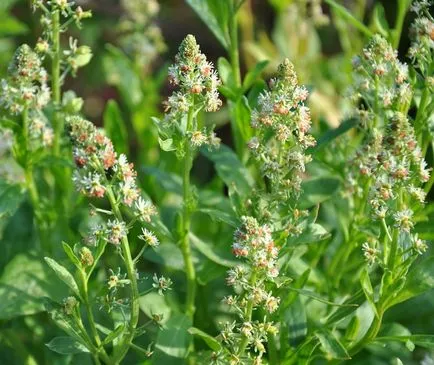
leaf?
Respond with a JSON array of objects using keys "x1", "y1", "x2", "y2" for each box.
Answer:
[
  {"x1": 197, "y1": 208, "x2": 239, "y2": 227},
  {"x1": 0, "y1": 14, "x2": 28, "y2": 36},
  {"x1": 44, "y1": 257, "x2": 81, "y2": 298},
  {"x1": 242, "y1": 60, "x2": 269, "y2": 92},
  {"x1": 144, "y1": 243, "x2": 186, "y2": 271},
  {"x1": 103, "y1": 45, "x2": 143, "y2": 108},
  {"x1": 46, "y1": 337, "x2": 89, "y2": 355},
  {"x1": 371, "y1": 3, "x2": 389, "y2": 37},
  {"x1": 0, "y1": 179, "x2": 24, "y2": 219},
  {"x1": 374, "y1": 335, "x2": 434, "y2": 350},
  {"x1": 62, "y1": 242, "x2": 81, "y2": 269},
  {"x1": 315, "y1": 330, "x2": 351, "y2": 360},
  {"x1": 190, "y1": 233, "x2": 237, "y2": 267},
  {"x1": 324, "y1": 0, "x2": 373, "y2": 37},
  {"x1": 154, "y1": 313, "x2": 192, "y2": 358},
  {"x1": 188, "y1": 327, "x2": 221, "y2": 352},
  {"x1": 299, "y1": 177, "x2": 341, "y2": 209},
  {"x1": 326, "y1": 290, "x2": 366, "y2": 325},
  {"x1": 201, "y1": 145, "x2": 254, "y2": 196},
  {"x1": 186, "y1": 0, "x2": 229, "y2": 49},
  {"x1": 139, "y1": 292, "x2": 172, "y2": 325},
  {"x1": 143, "y1": 167, "x2": 182, "y2": 195},
  {"x1": 0, "y1": 254, "x2": 66, "y2": 320},
  {"x1": 102, "y1": 324, "x2": 125, "y2": 345},
  {"x1": 280, "y1": 296, "x2": 307, "y2": 347},
  {"x1": 360, "y1": 268, "x2": 379, "y2": 318},
  {"x1": 0, "y1": 0, "x2": 20, "y2": 11},
  {"x1": 103, "y1": 99, "x2": 128, "y2": 155},
  {"x1": 287, "y1": 223, "x2": 330, "y2": 246},
  {"x1": 390, "y1": 256, "x2": 434, "y2": 307},
  {"x1": 287, "y1": 288, "x2": 358, "y2": 307},
  {"x1": 158, "y1": 137, "x2": 176, "y2": 152},
  {"x1": 217, "y1": 57, "x2": 233, "y2": 86},
  {"x1": 312, "y1": 118, "x2": 358, "y2": 152}
]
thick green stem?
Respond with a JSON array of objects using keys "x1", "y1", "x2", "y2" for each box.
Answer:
[
  {"x1": 181, "y1": 105, "x2": 197, "y2": 319},
  {"x1": 392, "y1": 0, "x2": 409, "y2": 48},
  {"x1": 229, "y1": 5, "x2": 241, "y2": 88},
  {"x1": 236, "y1": 271, "x2": 257, "y2": 357},
  {"x1": 106, "y1": 187, "x2": 140, "y2": 364},
  {"x1": 51, "y1": 9, "x2": 62, "y2": 155},
  {"x1": 415, "y1": 86, "x2": 430, "y2": 138},
  {"x1": 80, "y1": 271, "x2": 103, "y2": 346}
]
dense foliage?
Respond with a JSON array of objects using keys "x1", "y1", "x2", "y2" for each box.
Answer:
[{"x1": 0, "y1": 0, "x2": 433, "y2": 364}]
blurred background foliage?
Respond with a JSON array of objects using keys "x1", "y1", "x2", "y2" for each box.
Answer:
[{"x1": 1, "y1": 0, "x2": 433, "y2": 364}]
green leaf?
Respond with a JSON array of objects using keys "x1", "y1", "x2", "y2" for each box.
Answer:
[
  {"x1": 299, "y1": 177, "x2": 341, "y2": 209},
  {"x1": 190, "y1": 233, "x2": 237, "y2": 267},
  {"x1": 0, "y1": 14, "x2": 28, "y2": 36},
  {"x1": 44, "y1": 298, "x2": 89, "y2": 347},
  {"x1": 62, "y1": 242, "x2": 81, "y2": 269},
  {"x1": 315, "y1": 330, "x2": 351, "y2": 360},
  {"x1": 326, "y1": 290, "x2": 366, "y2": 325},
  {"x1": 0, "y1": 179, "x2": 24, "y2": 219},
  {"x1": 312, "y1": 118, "x2": 358, "y2": 152},
  {"x1": 44, "y1": 257, "x2": 81, "y2": 298},
  {"x1": 201, "y1": 145, "x2": 254, "y2": 196},
  {"x1": 197, "y1": 207, "x2": 239, "y2": 227},
  {"x1": 188, "y1": 327, "x2": 221, "y2": 352},
  {"x1": 360, "y1": 268, "x2": 379, "y2": 318},
  {"x1": 158, "y1": 137, "x2": 176, "y2": 152},
  {"x1": 374, "y1": 335, "x2": 434, "y2": 350},
  {"x1": 0, "y1": 254, "x2": 66, "y2": 320},
  {"x1": 154, "y1": 313, "x2": 192, "y2": 358},
  {"x1": 103, "y1": 45, "x2": 143, "y2": 107},
  {"x1": 143, "y1": 167, "x2": 182, "y2": 195},
  {"x1": 287, "y1": 223, "x2": 330, "y2": 246},
  {"x1": 103, "y1": 99, "x2": 128, "y2": 155},
  {"x1": 0, "y1": 0, "x2": 20, "y2": 11},
  {"x1": 371, "y1": 3, "x2": 389, "y2": 37},
  {"x1": 280, "y1": 296, "x2": 307, "y2": 347},
  {"x1": 242, "y1": 60, "x2": 269, "y2": 92},
  {"x1": 324, "y1": 0, "x2": 374, "y2": 37},
  {"x1": 145, "y1": 243, "x2": 186, "y2": 271},
  {"x1": 46, "y1": 337, "x2": 89, "y2": 355},
  {"x1": 217, "y1": 57, "x2": 233, "y2": 86},
  {"x1": 390, "y1": 256, "x2": 434, "y2": 307},
  {"x1": 287, "y1": 288, "x2": 358, "y2": 307},
  {"x1": 102, "y1": 324, "x2": 125, "y2": 345},
  {"x1": 186, "y1": 0, "x2": 229, "y2": 49},
  {"x1": 139, "y1": 292, "x2": 172, "y2": 325}
]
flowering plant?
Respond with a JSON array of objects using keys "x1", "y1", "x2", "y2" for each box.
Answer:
[{"x1": 0, "y1": 1, "x2": 434, "y2": 365}]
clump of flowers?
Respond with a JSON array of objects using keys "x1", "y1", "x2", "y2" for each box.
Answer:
[
  {"x1": 118, "y1": 0, "x2": 166, "y2": 70},
  {"x1": 157, "y1": 34, "x2": 222, "y2": 155},
  {"x1": 0, "y1": 45, "x2": 53, "y2": 148},
  {"x1": 351, "y1": 35, "x2": 411, "y2": 121},
  {"x1": 248, "y1": 58, "x2": 316, "y2": 200},
  {"x1": 408, "y1": 0, "x2": 433, "y2": 75},
  {"x1": 68, "y1": 115, "x2": 156, "y2": 221},
  {"x1": 217, "y1": 216, "x2": 280, "y2": 363}
]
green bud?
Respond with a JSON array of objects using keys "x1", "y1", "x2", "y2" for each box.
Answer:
[
  {"x1": 79, "y1": 247, "x2": 94, "y2": 267},
  {"x1": 62, "y1": 91, "x2": 83, "y2": 114},
  {"x1": 62, "y1": 296, "x2": 78, "y2": 315}
]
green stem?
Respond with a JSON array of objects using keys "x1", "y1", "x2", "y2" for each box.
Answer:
[
  {"x1": 415, "y1": 86, "x2": 430, "y2": 138},
  {"x1": 229, "y1": 1, "x2": 241, "y2": 88},
  {"x1": 51, "y1": 9, "x2": 62, "y2": 156},
  {"x1": 106, "y1": 187, "x2": 140, "y2": 364},
  {"x1": 181, "y1": 105, "x2": 197, "y2": 320},
  {"x1": 392, "y1": 0, "x2": 409, "y2": 48},
  {"x1": 79, "y1": 270, "x2": 106, "y2": 353},
  {"x1": 236, "y1": 271, "x2": 257, "y2": 357}
]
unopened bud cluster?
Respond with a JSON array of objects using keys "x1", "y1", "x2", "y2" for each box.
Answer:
[
  {"x1": 346, "y1": 37, "x2": 430, "y2": 263},
  {"x1": 219, "y1": 216, "x2": 280, "y2": 363},
  {"x1": 351, "y1": 35, "x2": 411, "y2": 116},
  {"x1": 408, "y1": 1, "x2": 433, "y2": 74},
  {"x1": 160, "y1": 35, "x2": 222, "y2": 153},
  {"x1": 248, "y1": 59, "x2": 315, "y2": 199},
  {"x1": 118, "y1": 0, "x2": 165, "y2": 69},
  {"x1": 68, "y1": 116, "x2": 157, "y2": 243},
  {"x1": 0, "y1": 45, "x2": 53, "y2": 147}
]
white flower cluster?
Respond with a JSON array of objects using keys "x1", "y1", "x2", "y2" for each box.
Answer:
[{"x1": 248, "y1": 59, "x2": 315, "y2": 199}]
